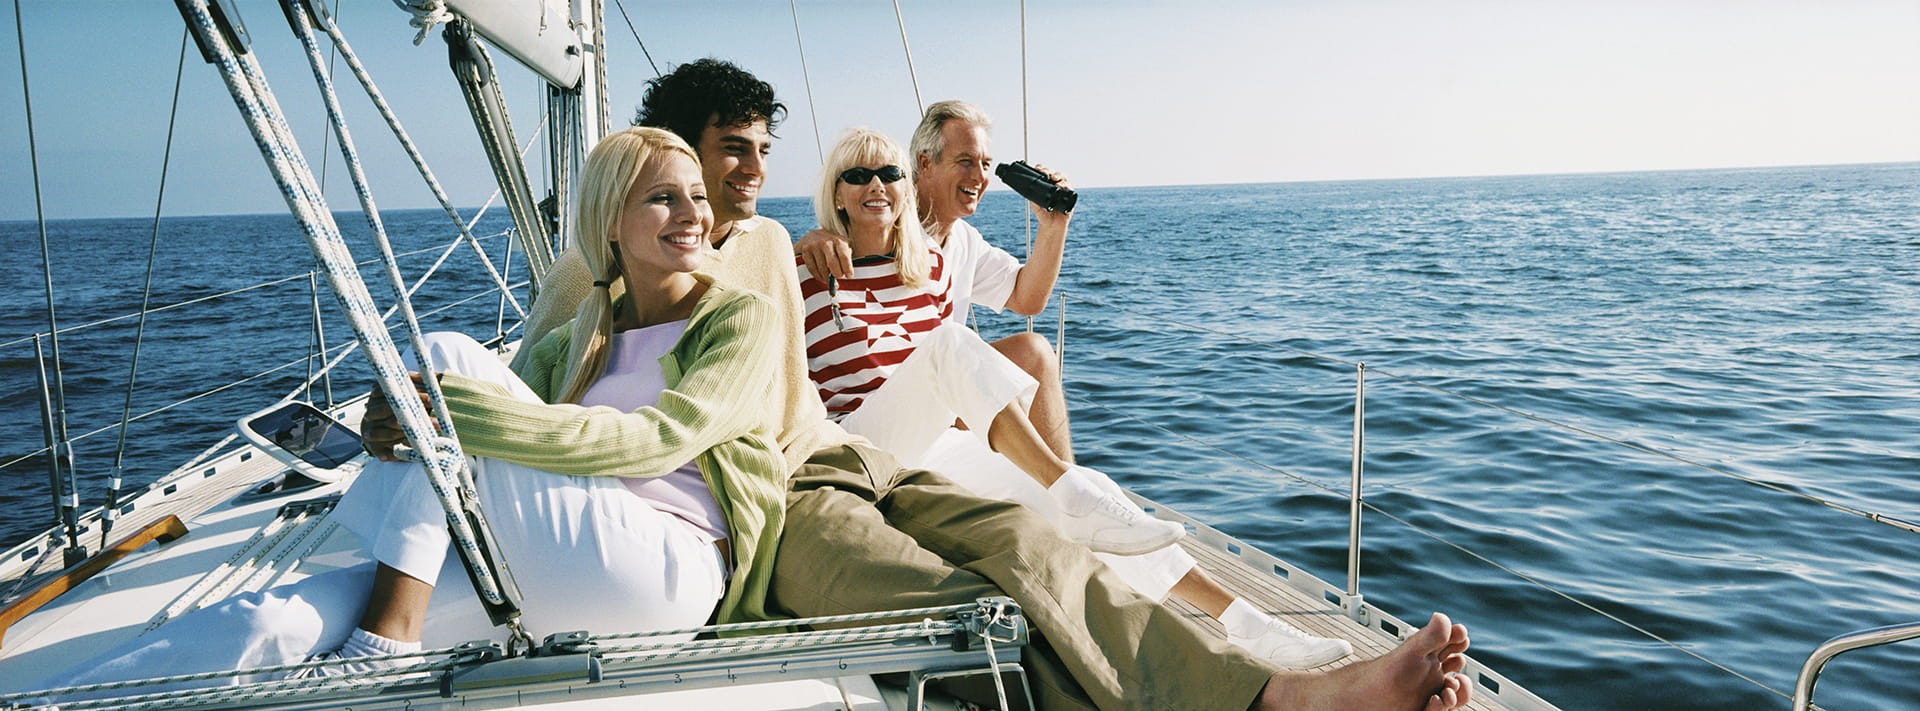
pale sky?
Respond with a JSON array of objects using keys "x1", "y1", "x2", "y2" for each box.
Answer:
[{"x1": 3, "y1": 0, "x2": 1917, "y2": 220}]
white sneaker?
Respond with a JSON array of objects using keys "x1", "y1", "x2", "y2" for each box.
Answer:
[
  {"x1": 1228, "y1": 615, "x2": 1353, "y2": 669},
  {"x1": 1055, "y1": 489, "x2": 1186, "y2": 556}
]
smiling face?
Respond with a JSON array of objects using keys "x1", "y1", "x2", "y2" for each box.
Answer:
[
  {"x1": 614, "y1": 151, "x2": 712, "y2": 281},
  {"x1": 836, "y1": 162, "x2": 909, "y2": 243},
  {"x1": 916, "y1": 119, "x2": 993, "y2": 223},
  {"x1": 693, "y1": 116, "x2": 771, "y2": 230}
]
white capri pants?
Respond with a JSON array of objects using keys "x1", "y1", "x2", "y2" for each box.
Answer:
[
  {"x1": 332, "y1": 331, "x2": 727, "y2": 642},
  {"x1": 840, "y1": 323, "x2": 1195, "y2": 602},
  {"x1": 30, "y1": 333, "x2": 723, "y2": 695}
]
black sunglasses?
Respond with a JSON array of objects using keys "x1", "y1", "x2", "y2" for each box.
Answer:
[{"x1": 839, "y1": 165, "x2": 906, "y2": 185}]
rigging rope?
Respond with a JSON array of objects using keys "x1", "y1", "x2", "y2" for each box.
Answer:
[
  {"x1": 891, "y1": 0, "x2": 923, "y2": 115},
  {"x1": 444, "y1": 19, "x2": 556, "y2": 283},
  {"x1": 591, "y1": 0, "x2": 609, "y2": 138},
  {"x1": 305, "y1": 8, "x2": 345, "y2": 405},
  {"x1": 14, "y1": 0, "x2": 84, "y2": 564},
  {"x1": 289, "y1": 0, "x2": 530, "y2": 637},
  {"x1": 787, "y1": 0, "x2": 824, "y2": 164},
  {"x1": 391, "y1": 0, "x2": 454, "y2": 45},
  {"x1": 104, "y1": 29, "x2": 192, "y2": 546},
  {"x1": 286, "y1": 0, "x2": 461, "y2": 435},
  {"x1": 309, "y1": 270, "x2": 335, "y2": 405},
  {"x1": 609, "y1": 0, "x2": 660, "y2": 77},
  {"x1": 306, "y1": 4, "x2": 528, "y2": 320},
  {"x1": 179, "y1": 0, "x2": 524, "y2": 636}
]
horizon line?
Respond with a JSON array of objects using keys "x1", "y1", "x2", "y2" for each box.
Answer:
[{"x1": 7, "y1": 158, "x2": 1916, "y2": 224}]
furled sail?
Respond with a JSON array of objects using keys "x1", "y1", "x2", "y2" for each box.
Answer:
[{"x1": 422, "y1": 0, "x2": 583, "y2": 88}]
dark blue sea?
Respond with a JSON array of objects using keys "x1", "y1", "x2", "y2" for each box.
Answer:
[{"x1": 4, "y1": 163, "x2": 1917, "y2": 710}]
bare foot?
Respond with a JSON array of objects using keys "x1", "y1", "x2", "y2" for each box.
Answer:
[{"x1": 1252, "y1": 612, "x2": 1472, "y2": 711}]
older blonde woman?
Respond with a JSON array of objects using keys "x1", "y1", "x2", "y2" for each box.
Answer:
[
  {"x1": 794, "y1": 127, "x2": 1351, "y2": 669},
  {"x1": 793, "y1": 127, "x2": 1181, "y2": 556}
]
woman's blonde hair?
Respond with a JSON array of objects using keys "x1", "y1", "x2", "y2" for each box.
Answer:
[
  {"x1": 812, "y1": 128, "x2": 931, "y2": 288},
  {"x1": 556, "y1": 126, "x2": 699, "y2": 404}
]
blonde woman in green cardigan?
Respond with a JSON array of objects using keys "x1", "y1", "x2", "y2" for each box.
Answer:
[
  {"x1": 29, "y1": 127, "x2": 787, "y2": 691},
  {"x1": 318, "y1": 126, "x2": 786, "y2": 671}
]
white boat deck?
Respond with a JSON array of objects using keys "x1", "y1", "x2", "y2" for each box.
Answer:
[
  {"x1": 1145, "y1": 499, "x2": 1555, "y2": 711},
  {"x1": 1167, "y1": 537, "x2": 1529, "y2": 711},
  {"x1": 2, "y1": 432, "x2": 1555, "y2": 711}
]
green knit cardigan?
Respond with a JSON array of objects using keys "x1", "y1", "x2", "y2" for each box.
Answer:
[{"x1": 435, "y1": 276, "x2": 786, "y2": 626}]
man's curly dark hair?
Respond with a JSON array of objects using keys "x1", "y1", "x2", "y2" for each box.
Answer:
[{"x1": 634, "y1": 58, "x2": 786, "y2": 146}]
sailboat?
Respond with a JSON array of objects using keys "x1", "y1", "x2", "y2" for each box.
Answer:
[{"x1": 1, "y1": 2, "x2": 1911, "y2": 710}]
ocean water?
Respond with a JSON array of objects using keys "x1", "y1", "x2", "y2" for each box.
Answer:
[{"x1": 4, "y1": 163, "x2": 1917, "y2": 710}]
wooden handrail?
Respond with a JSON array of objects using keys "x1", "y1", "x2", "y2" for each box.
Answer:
[{"x1": 0, "y1": 515, "x2": 189, "y2": 647}]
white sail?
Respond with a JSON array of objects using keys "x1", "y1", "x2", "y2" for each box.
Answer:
[{"x1": 443, "y1": 0, "x2": 582, "y2": 88}]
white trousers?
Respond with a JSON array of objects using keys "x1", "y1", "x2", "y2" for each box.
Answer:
[
  {"x1": 32, "y1": 333, "x2": 723, "y2": 695},
  {"x1": 837, "y1": 323, "x2": 1195, "y2": 602},
  {"x1": 331, "y1": 331, "x2": 727, "y2": 642},
  {"x1": 840, "y1": 323, "x2": 1037, "y2": 464},
  {"x1": 913, "y1": 429, "x2": 1196, "y2": 602},
  {"x1": 28, "y1": 563, "x2": 380, "y2": 694}
]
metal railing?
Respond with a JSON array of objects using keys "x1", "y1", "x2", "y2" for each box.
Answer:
[
  {"x1": 1792, "y1": 622, "x2": 1920, "y2": 710},
  {"x1": 4, "y1": 597, "x2": 1031, "y2": 711}
]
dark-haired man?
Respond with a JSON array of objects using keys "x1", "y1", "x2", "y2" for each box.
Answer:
[
  {"x1": 633, "y1": 57, "x2": 775, "y2": 244},
  {"x1": 508, "y1": 59, "x2": 1474, "y2": 711}
]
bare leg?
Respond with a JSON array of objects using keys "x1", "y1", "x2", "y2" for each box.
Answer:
[
  {"x1": 985, "y1": 399, "x2": 1070, "y2": 486},
  {"x1": 1254, "y1": 613, "x2": 1472, "y2": 711},
  {"x1": 355, "y1": 563, "x2": 433, "y2": 643},
  {"x1": 1172, "y1": 566, "x2": 1236, "y2": 618},
  {"x1": 991, "y1": 332, "x2": 1074, "y2": 463}
]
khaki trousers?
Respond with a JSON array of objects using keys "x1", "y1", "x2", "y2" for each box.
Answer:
[{"x1": 771, "y1": 444, "x2": 1277, "y2": 711}]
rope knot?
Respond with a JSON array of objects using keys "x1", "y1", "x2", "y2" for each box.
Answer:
[{"x1": 391, "y1": 0, "x2": 456, "y2": 46}]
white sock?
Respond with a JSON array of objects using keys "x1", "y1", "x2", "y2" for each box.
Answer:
[
  {"x1": 342, "y1": 627, "x2": 421, "y2": 657},
  {"x1": 1219, "y1": 598, "x2": 1269, "y2": 638},
  {"x1": 1048, "y1": 466, "x2": 1107, "y2": 516},
  {"x1": 326, "y1": 627, "x2": 422, "y2": 674}
]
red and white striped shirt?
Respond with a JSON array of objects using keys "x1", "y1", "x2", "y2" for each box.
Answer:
[{"x1": 798, "y1": 250, "x2": 953, "y2": 420}]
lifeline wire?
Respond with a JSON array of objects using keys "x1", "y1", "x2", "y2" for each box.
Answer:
[
  {"x1": 1065, "y1": 293, "x2": 1920, "y2": 538},
  {"x1": 1069, "y1": 391, "x2": 1792, "y2": 701}
]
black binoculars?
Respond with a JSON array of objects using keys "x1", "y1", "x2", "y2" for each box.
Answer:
[{"x1": 995, "y1": 160, "x2": 1077, "y2": 214}]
